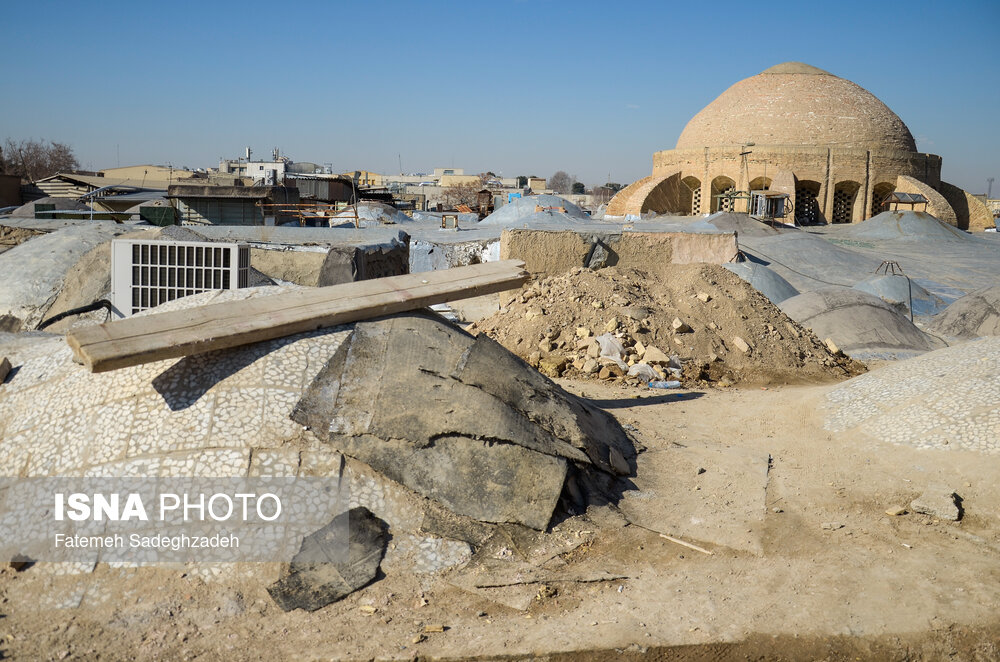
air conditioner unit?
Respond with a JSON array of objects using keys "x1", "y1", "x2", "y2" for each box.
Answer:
[{"x1": 111, "y1": 239, "x2": 250, "y2": 318}]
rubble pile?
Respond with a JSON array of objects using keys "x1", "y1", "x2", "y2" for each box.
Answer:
[{"x1": 472, "y1": 264, "x2": 864, "y2": 386}]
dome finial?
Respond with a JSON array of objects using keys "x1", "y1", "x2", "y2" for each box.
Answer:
[{"x1": 761, "y1": 62, "x2": 832, "y2": 75}]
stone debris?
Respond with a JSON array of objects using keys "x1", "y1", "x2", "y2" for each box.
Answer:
[
  {"x1": 910, "y1": 488, "x2": 962, "y2": 521},
  {"x1": 622, "y1": 306, "x2": 649, "y2": 321},
  {"x1": 642, "y1": 346, "x2": 671, "y2": 365},
  {"x1": 268, "y1": 507, "x2": 389, "y2": 612},
  {"x1": 885, "y1": 506, "x2": 908, "y2": 516},
  {"x1": 292, "y1": 313, "x2": 636, "y2": 531},
  {"x1": 474, "y1": 264, "x2": 862, "y2": 387},
  {"x1": 672, "y1": 318, "x2": 693, "y2": 333},
  {"x1": 0, "y1": 356, "x2": 10, "y2": 383}
]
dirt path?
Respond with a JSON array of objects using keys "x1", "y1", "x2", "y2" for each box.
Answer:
[{"x1": 2, "y1": 380, "x2": 998, "y2": 660}]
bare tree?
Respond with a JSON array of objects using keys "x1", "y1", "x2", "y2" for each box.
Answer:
[
  {"x1": 441, "y1": 181, "x2": 480, "y2": 208},
  {"x1": 592, "y1": 184, "x2": 621, "y2": 205},
  {"x1": 549, "y1": 171, "x2": 574, "y2": 194},
  {"x1": 0, "y1": 138, "x2": 80, "y2": 181}
]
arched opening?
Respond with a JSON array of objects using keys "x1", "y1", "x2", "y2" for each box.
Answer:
[
  {"x1": 832, "y1": 181, "x2": 861, "y2": 224},
  {"x1": 682, "y1": 176, "x2": 701, "y2": 215},
  {"x1": 795, "y1": 180, "x2": 822, "y2": 224},
  {"x1": 749, "y1": 176, "x2": 771, "y2": 191},
  {"x1": 711, "y1": 176, "x2": 736, "y2": 213},
  {"x1": 871, "y1": 182, "x2": 894, "y2": 217}
]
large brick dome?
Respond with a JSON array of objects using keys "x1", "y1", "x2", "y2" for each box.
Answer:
[{"x1": 675, "y1": 62, "x2": 917, "y2": 152}]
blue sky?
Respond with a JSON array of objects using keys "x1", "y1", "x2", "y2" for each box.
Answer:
[{"x1": 2, "y1": 0, "x2": 997, "y2": 193}]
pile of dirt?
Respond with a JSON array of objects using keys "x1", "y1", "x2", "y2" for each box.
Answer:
[
  {"x1": 472, "y1": 264, "x2": 864, "y2": 386},
  {"x1": 0, "y1": 225, "x2": 44, "y2": 255}
]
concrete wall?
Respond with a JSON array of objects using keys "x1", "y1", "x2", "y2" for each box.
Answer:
[
  {"x1": 100, "y1": 165, "x2": 196, "y2": 181},
  {"x1": 250, "y1": 241, "x2": 409, "y2": 287},
  {"x1": 939, "y1": 181, "x2": 994, "y2": 232},
  {"x1": 409, "y1": 238, "x2": 500, "y2": 273},
  {"x1": 649, "y1": 145, "x2": 943, "y2": 223},
  {"x1": 499, "y1": 229, "x2": 739, "y2": 279}
]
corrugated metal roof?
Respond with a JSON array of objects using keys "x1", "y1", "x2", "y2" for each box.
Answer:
[{"x1": 37, "y1": 172, "x2": 186, "y2": 191}]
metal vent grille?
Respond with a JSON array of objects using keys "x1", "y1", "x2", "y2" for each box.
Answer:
[{"x1": 111, "y1": 239, "x2": 251, "y2": 317}]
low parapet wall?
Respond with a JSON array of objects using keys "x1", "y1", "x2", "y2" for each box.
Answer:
[{"x1": 499, "y1": 229, "x2": 739, "y2": 279}]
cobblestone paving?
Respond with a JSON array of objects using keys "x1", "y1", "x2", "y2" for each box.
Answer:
[{"x1": 824, "y1": 337, "x2": 1000, "y2": 454}]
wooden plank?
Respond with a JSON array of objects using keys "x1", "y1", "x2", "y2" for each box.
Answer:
[{"x1": 67, "y1": 260, "x2": 528, "y2": 373}]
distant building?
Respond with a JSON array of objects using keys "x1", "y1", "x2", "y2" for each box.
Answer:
[
  {"x1": 341, "y1": 170, "x2": 385, "y2": 188},
  {"x1": 608, "y1": 61, "x2": 994, "y2": 231},
  {"x1": 439, "y1": 174, "x2": 481, "y2": 187},
  {"x1": 99, "y1": 165, "x2": 196, "y2": 183},
  {"x1": 285, "y1": 175, "x2": 356, "y2": 204},
  {"x1": 167, "y1": 183, "x2": 299, "y2": 225},
  {"x1": 217, "y1": 148, "x2": 321, "y2": 185},
  {"x1": 219, "y1": 158, "x2": 287, "y2": 185},
  {"x1": 30, "y1": 172, "x2": 173, "y2": 203}
]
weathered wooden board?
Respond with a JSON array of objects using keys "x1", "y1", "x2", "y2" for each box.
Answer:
[{"x1": 67, "y1": 260, "x2": 527, "y2": 373}]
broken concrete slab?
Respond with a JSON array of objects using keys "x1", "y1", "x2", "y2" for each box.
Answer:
[
  {"x1": 292, "y1": 313, "x2": 637, "y2": 530},
  {"x1": 268, "y1": 507, "x2": 388, "y2": 612},
  {"x1": 911, "y1": 488, "x2": 962, "y2": 521}
]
